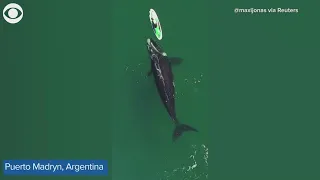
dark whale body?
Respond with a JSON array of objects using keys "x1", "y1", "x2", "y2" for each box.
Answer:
[{"x1": 146, "y1": 38, "x2": 198, "y2": 141}]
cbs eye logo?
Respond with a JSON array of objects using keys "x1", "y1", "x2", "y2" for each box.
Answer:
[{"x1": 3, "y1": 3, "x2": 23, "y2": 24}]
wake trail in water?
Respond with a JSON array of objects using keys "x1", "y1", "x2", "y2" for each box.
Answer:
[{"x1": 156, "y1": 144, "x2": 208, "y2": 180}]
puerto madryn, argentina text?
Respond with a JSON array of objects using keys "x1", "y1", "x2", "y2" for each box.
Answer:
[
  {"x1": 3, "y1": 160, "x2": 108, "y2": 175},
  {"x1": 5, "y1": 162, "x2": 104, "y2": 172}
]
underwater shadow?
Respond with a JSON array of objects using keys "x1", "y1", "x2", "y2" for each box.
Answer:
[{"x1": 128, "y1": 57, "x2": 165, "y2": 144}]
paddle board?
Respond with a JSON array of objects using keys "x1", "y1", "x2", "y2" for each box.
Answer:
[{"x1": 149, "y1": 9, "x2": 163, "y2": 40}]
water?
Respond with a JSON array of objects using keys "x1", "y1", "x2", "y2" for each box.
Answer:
[
  {"x1": 4, "y1": 0, "x2": 318, "y2": 180},
  {"x1": 112, "y1": 0, "x2": 210, "y2": 179},
  {"x1": 156, "y1": 144, "x2": 208, "y2": 180},
  {"x1": 0, "y1": 0, "x2": 210, "y2": 178},
  {"x1": 118, "y1": 59, "x2": 209, "y2": 180}
]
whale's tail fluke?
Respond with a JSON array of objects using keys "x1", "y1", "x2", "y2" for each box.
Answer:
[{"x1": 173, "y1": 123, "x2": 198, "y2": 141}]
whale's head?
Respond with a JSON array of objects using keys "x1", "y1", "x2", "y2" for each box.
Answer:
[{"x1": 146, "y1": 38, "x2": 167, "y2": 58}]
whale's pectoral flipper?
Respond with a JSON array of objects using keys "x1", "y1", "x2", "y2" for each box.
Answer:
[
  {"x1": 169, "y1": 57, "x2": 183, "y2": 65},
  {"x1": 147, "y1": 70, "x2": 152, "y2": 77}
]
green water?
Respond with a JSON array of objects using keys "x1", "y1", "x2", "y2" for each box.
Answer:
[
  {"x1": 112, "y1": 0, "x2": 210, "y2": 179},
  {"x1": 1, "y1": 0, "x2": 320, "y2": 180}
]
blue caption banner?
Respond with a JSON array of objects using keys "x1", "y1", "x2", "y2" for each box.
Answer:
[{"x1": 3, "y1": 160, "x2": 108, "y2": 176}]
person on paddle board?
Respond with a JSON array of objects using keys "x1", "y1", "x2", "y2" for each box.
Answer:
[{"x1": 151, "y1": 17, "x2": 161, "y2": 36}]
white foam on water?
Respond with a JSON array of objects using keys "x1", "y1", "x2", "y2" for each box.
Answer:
[
  {"x1": 175, "y1": 73, "x2": 204, "y2": 99},
  {"x1": 156, "y1": 144, "x2": 208, "y2": 180},
  {"x1": 125, "y1": 65, "x2": 205, "y2": 98},
  {"x1": 124, "y1": 62, "x2": 203, "y2": 87},
  {"x1": 183, "y1": 73, "x2": 204, "y2": 85},
  {"x1": 184, "y1": 73, "x2": 203, "y2": 84}
]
